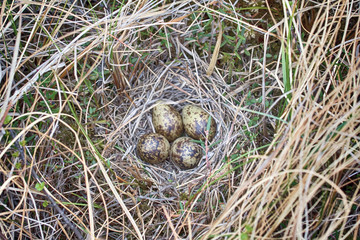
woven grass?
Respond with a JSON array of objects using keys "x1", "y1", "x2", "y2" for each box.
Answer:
[{"x1": 0, "y1": 0, "x2": 359, "y2": 239}]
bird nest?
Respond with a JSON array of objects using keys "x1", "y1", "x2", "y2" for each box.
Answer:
[
  {"x1": 93, "y1": 56, "x2": 256, "y2": 237},
  {"x1": 106, "y1": 60, "x2": 247, "y2": 185}
]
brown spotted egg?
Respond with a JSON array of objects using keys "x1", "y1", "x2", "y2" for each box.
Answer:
[
  {"x1": 170, "y1": 137, "x2": 203, "y2": 169},
  {"x1": 152, "y1": 102, "x2": 184, "y2": 142},
  {"x1": 137, "y1": 133, "x2": 170, "y2": 164},
  {"x1": 182, "y1": 105, "x2": 216, "y2": 142}
]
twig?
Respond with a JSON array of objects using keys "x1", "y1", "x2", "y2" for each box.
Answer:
[{"x1": 0, "y1": 101, "x2": 12, "y2": 128}]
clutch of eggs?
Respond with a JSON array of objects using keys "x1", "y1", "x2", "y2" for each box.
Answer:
[{"x1": 137, "y1": 102, "x2": 216, "y2": 169}]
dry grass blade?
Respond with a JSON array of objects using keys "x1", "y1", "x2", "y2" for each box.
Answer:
[
  {"x1": 0, "y1": 9, "x2": 21, "y2": 127},
  {"x1": 206, "y1": 22, "x2": 222, "y2": 76},
  {"x1": 200, "y1": 1, "x2": 360, "y2": 239},
  {"x1": 1, "y1": 0, "x2": 359, "y2": 239}
]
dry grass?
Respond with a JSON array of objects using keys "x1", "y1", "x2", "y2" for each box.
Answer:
[{"x1": 0, "y1": 0, "x2": 359, "y2": 239}]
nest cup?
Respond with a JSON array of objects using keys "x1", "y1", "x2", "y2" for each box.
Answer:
[{"x1": 107, "y1": 60, "x2": 245, "y2": 205}]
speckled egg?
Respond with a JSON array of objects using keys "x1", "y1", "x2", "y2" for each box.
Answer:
[
  {"x1": 152, "y1": 102, "x2": 184, "y2": 142},
  {"x1": 170, "y1": 137, "x2": 203, "y2": 169},
  {"x1": 137, "y1": 133, "x2": 170, "y2": 164},
  {"x1": 182, "y1": 105, "x2": 216, "y2": 142}
]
